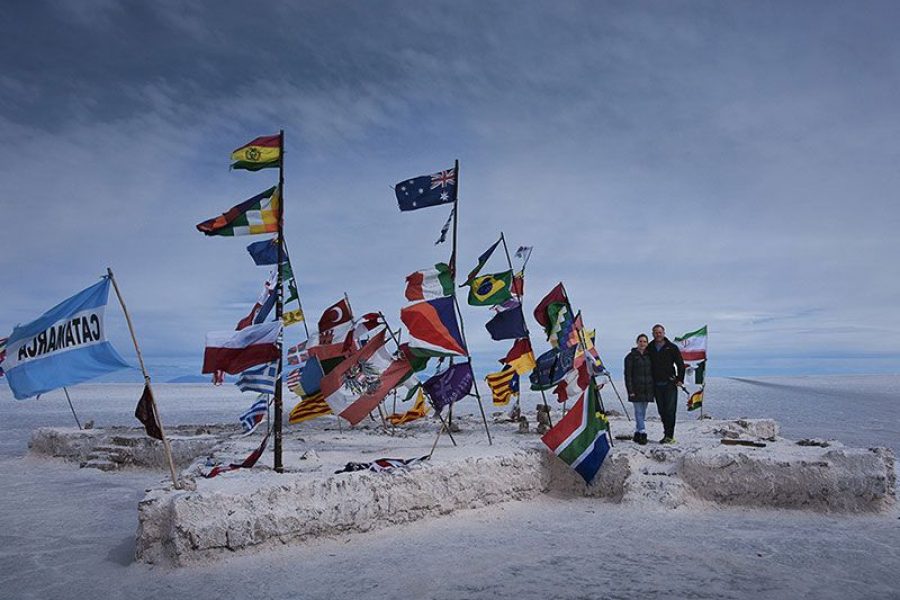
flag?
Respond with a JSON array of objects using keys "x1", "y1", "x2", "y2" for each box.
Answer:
[
  {"x1": 511, "y1": 272, "x2": 524, "y2": 297},
  {"x1": 202, "y1": 321, "x2": 281, "y2": 375},
  {"x1": 236, "y1": 270, "x2": 277, "y2": 330},
  {"x1": 693, "y1": 360, "x2": 706, "y2": 385},
  {"x1": 288, "y1": 392, "x2": 332, "y2": 424},
  {"x1": 687, "y1": 387, "x2": 704, "y2": 411},
  {"x1": 246, "y1": 237, "x2": 280, "y2": 266},
  {"x1": 398, "y1": 342, "x2": 429, "y2": 372},
  {"x1": 422, "y1": 362, "x2": 473, "y2": 413},
  {"x1": 196, "y1": 186, "x2": 280, "y2": 236},
  {"x1": 548, "y1": 304, "x2": 576, "y2": 349},
  {"x1": 283, "y1": 308, "x2": 305, "y2": 328},
  {"x1": 319, "y1": 330, "x2": 389, "y2": 415},
  {"x1": 466, "y1": 270, "x2": 513, "y2": 307},
  {"x1": 340, "y1": 352, "x2": 415, "y2": 426},
  {"x1": 4, "y1": 277, "x2": 131, "y2": 400},
  {"x1": 230, "y1": 134, "x2": 281, "y2": 171},
  {"x1": 405, "y1": 263, "x2": 454, "y2": 302},
  {"x1": 203, "y1": 433, "x2": 270, "y2": 478},
  {"x1": 514, "y1": 246, "x2": 533, "y2": 262},
  {"x1": 0, "y1": 336, "x2": 7, "y2": 378},
  {"x1": 239, "y1": 394, "x2": 269, "y2": 433},
  {"x1": 286, "y1": 367, "x2": 303, "y2": 395},
  {"x1": 387, "y1": 387, "x2": 430, "y2": 425},
  {"x1": 462, "y1": 238, "x2": 502, "y2": 286},
  {"x1": 541, "y1": 380, "x2": 611, "y2": 484},
  {"x1": 235, "y1": 361, "x2": 279, "y2": 395},
  {"x1": 395, "y1": 166, "x2": 457, "y2": 211},
  {"x1": 299, "y1": 357, "x2": 325, "y2": 395},
  {"x1": 400, "y1": 296, "x2": 467, "y2": 357},
  {"x1": 318, "y1": 298, "x2": 353, "y2": 333},
  {"x1": 485, "y1": 367, "x2": 519, "y2": 406},
  {"x1": 485, "y1": 302, "x2": 527, "y2": 341},
  {"x1": 553, "y1": 361, "x2": 591, "y2": 404},
  {"x1": 134, "y1": 383, "x2": 162, "y2": 440},
  {"x1": 675, "y1": 325, "x2": 708, "y2": 362},
  {"x1": 335, "y1": 455, "x2": 429, "y2": 474},
  {"x1": 534, "y1": 283, "x2": 568, "y2": 339},
  {"x1": 530, "y1": 345, "x2": 576, "y2": 391},
  {"x1": 500, "y1": 338, "x2": 537, "y2": 375},
  {"x1": 435, "y1": 207, "x2": 454, "y2": 244}
]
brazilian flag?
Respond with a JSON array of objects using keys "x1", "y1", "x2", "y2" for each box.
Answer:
[{"x1": 467, "y1": 270, "x2": 513, "y2": 306}]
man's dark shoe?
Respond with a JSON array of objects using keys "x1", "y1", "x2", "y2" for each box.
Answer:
[{"x1": 659, "y1": 436, "x2": 671, "y2": 444}]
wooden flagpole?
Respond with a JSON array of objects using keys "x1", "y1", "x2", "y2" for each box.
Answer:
[
  {"x1": 62, "y1": 387, "x2": 82, "y2": 430},
  {"x1": 448, "y1": 159, "x2": 493, "y2": 445},
  {"x1": 498, "y1": 232, "x2": 552, "y2": 427},
  {"x1": 378, "y1": 311, "x2": 457, "y2": 447},
  {"x1": 273, "y1": 129, "x2": 285, "y2": 473},
  {"x1": 106, "y1": 268, "x2": 180, "y2": 488}
]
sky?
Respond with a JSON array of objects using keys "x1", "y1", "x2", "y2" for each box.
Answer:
[{"x1": 1, "y1": 0, "x2": 899, "y2": 381}]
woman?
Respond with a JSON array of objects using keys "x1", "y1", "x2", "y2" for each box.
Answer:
[{"x1": 624, "y1": 333, "x2": 654, "y2": 445}]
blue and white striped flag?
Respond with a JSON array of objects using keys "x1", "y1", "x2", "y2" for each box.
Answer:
[
  {"x1": 235, "y1": 361, "x2": 279, "y2": 394},
  {"x1": 4, "y1": 277, "x2": 131, "y2": 400},
  {"x1": 239, "y1": 394, "x2": 269, "y2": 433}
]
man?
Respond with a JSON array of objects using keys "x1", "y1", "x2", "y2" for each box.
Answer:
[{"x1": 646, "y1": 324, "x2": 685, "y2": 444}]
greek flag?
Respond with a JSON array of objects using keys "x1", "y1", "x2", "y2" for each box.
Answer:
[
  {"x1": 235, "y1": 361, "x2": 279, "y2": 394},
  {"x1": 239, "y1": 394, "x2": 269, "y2": 433},
  {"x1": 4, "y1": 277, "x2": 131, "y2": 400}
]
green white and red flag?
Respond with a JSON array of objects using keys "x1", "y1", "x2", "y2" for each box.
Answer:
[
  {"x1": 405, "y1": 263, "x2": 454, "y2": 302},
  {"x1": 674, "y1": 325, "x2": 707, "y2": 362}
]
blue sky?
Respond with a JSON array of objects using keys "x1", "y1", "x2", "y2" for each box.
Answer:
[{"x1": 1, "y1": 1, "x2": 899, "y2": 380}]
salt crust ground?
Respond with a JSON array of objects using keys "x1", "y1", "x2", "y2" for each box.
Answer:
[{"x1": 31, "y1": 409, "x2": 894, "y2": 568}]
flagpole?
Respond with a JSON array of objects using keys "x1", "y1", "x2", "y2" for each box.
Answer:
[
  {"x1": 499, "y1": 232, "x2": 552, "y2": 427},
  {"x1": 447, "y1": 159, "x2": 460, "y2": 431},
  {"x1": 448, "y1": 159, "x2": 492, "y2": 445},
  {"x1": 62, "y1": 387, "x2": 82, "y2": 430},
  {"x1": 273, "y1": 129, "x2": 286, "y2": 474},
  {"x1": 559, "y1": 283, "x2": 631, "y2": 421},
  {"x1": 558, "y1": 282, "x2": 616, "y2": 446},
  {"x1": 106, "y1": 268, "x2": 179, "y2": 489},
  {"x1": 378, "y1": 311, "x2": 457, "y2": 447}
]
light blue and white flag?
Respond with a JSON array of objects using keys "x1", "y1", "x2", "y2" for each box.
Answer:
[
  {"x1": 239, "y1": 394, "x2": 269, "y2": 433},
  {"x1": 235, "y1": 360, "x2": 279, "y2": 395},
  {"x1": 4, "y1": 277, "x2": 131, "y2": 400}
]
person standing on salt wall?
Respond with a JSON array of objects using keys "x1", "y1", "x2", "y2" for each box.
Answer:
[
  {"x1": 624, "y1": 333, "x2": 654, "y2": 445},
  {"x1": 646, "y1": 324, "x2": 685, "y2": 444}
]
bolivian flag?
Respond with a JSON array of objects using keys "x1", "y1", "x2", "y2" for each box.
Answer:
[
  {"x1": 687, "y1": 387, "x2": 704, "y2": 411},
  {"x1": 231, "y1": 134, "x2": 281, "y2": 171}
]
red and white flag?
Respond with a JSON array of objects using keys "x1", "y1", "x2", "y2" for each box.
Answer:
[
  {"x1": 202, "y1": 321, "x2": 281, "y2": 375},
  {"x1": 318, "y1": 299, "x2": 352, "y2": 333}
]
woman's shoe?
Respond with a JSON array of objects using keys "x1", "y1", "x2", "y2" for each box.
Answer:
[
  {"x1": 632, "y1": 432, "x2": 641, "y2": 443},
  {"x1": 637, "y1": 433, "x2": 648, "y2": 445}
]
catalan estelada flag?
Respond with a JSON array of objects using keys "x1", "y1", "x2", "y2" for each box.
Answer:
[
  {"x1": 486, "y1": 366, "x2": 519, "y2": 406},
  {"x1": 288, "y1": 392, "x2": 332, "y2": 424},
  {"x1": 231, "y1": 134, "x2": 281, "y2": 171},
  {"x1": 196, "y1": 186, "x2": 280, "y2": 236}
]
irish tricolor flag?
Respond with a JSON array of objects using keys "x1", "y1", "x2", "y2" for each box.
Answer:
[
  {"x1": 675, "y1": 325, "x2": 707, "y2": 362},
  {"x1": 405, "y1": 263, "x2": 453, "y2": 302},
  {"x1": 541, "y1": 380, "x2": 610, "y2": 484}
]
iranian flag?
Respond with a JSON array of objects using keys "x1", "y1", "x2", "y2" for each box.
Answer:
[
  {"x1": 674, "y1": 325, "x2": 707, "y2": 362},
  {"x1": 405, "y1": 263, "x2": 453, "y2": 302}
]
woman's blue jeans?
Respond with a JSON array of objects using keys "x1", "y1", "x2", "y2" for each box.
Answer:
[{"x1": 633, "y1": 401, "x2": 649, "y2": 433}]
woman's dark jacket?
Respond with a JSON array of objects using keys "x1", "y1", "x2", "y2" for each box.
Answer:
[{"x1": 624, "y1": 348, "x2": 654, "y2": 403}]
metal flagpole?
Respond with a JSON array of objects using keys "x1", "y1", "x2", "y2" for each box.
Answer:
[
  {"x1": 378, "y1": 311, "x2": 457, "y2": 447},
  {"x1": 448, "y1": 160, "x2": 492, "y2": 445},
  {"x1": 273, "y1": 129, "x2": 285, "y2": 473},
  {"x1": 106, "y1": 268, "x2": 180, "y2": 488},
  {"x1": 62, "y1": 387, "x2": 82, "y2": 430},
  {"x1": 559, "y1": 283, "x2": 631, "y2": 421},
  {"x1": 499, "y1": 232, "x2": 552, "y2": 427}
]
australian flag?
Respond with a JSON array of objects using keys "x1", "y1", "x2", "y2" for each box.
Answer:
[{"x1": 395, "y1": 166, "x2": 457, "y2": 211}]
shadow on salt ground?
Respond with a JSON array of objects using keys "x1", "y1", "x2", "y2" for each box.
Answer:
[{"x1": 106, "y1": 536, "x2": 135, "y2": 567}]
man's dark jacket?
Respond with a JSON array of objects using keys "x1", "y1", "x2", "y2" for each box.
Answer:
[{"x1": 646, "y1": 338, "x2": 685, "y2": 385}]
